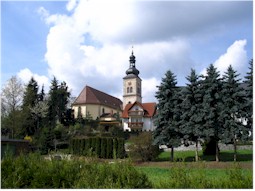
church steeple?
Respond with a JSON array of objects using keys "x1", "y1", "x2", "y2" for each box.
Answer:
[
  {"x1": 123, "y1": 49, "x2": 142, "y2": 108},
  {"x1": 126, "y1": 50, "x2": 140, "y2": 76}
]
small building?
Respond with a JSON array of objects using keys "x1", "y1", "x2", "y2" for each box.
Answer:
[
  {"x1": 1, "y1": 138, "x2": 30, "y2": 159},
  {"x1": 72, "y1": 85, "x2": 123, "y2": 121},
  {"x1": 122, "y1": 101, "x2": 157, "y2": 131}
]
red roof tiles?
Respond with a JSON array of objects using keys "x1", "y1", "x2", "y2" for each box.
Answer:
[{"x1": 122, "y1": 101, "x2": 157, "y2": 118}]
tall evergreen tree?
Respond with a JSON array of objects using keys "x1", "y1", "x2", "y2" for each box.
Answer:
[
  {"x1": 200, "y1": 64, "x2": 222, "y2": 162},
  {"x1": 21, "y1": 77, "x2": 39, "y2": 136},
  {"x1": 180, "y1": 69, "x2": 204, "y2": 161},
  {"x1": 244, "y1": 59, "x2": 253, "y2": 138},
  {"x1": 48, "y1": 77, "x2": 71, "y2": 127},
  {"x1": 48, "y1": 77, "x2": 59, "y2": 127},
  {"x1": 153, "y1": 70, "x2": 182, "y2": 161},
  {"x1": 219, "y1": 65, "x2": 247, "y2": 161}
]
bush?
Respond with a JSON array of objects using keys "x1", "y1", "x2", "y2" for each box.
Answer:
[
  {"x1": 74, "y1": 161, "x2": 152, "y2": 188},
  {"x1": 128, "y1": 132, "x2": 161, "y2": 162},
  {"x1": 1, "y1": 153, "x2": 152, "y2": 189},
  {"x1": 70, "y1": 137, "x2": 125, "y2": 159}
]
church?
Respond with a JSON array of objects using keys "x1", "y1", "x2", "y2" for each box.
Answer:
[{"x1": 72, "y1": 50, "x2": 157, "y2": 131}]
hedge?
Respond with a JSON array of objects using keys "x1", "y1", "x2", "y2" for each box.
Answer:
[{"x1": 70, "y1": 137, "x2": 125, "y2": 159}]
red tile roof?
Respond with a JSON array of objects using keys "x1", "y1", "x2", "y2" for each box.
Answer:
[
  {"x1": 72, "y1": 85, "x2": 122, "y2": 110},
  {"x1": 122, "y1": 101, "x2": 157, "y2": 118}
]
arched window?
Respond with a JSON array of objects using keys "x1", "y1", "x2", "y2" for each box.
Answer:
[
  {"x1": 127, "y1": 87, "x2": 130, "y2": 93},
  {"x1": 102, "y1": 108, "x2": 105, "y2": 114},
  {"x1": 130, "y1": 87, "x2": 133, "y2": 93}
]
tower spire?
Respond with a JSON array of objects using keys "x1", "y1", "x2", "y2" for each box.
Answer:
[{"x1": 126, "y1": 48, "x2": 139, "y2": 76}]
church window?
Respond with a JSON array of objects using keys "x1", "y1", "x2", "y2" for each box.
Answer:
[
  {"x1": 127, "y1": 87, "x2": 130, "y2": 93},
  {"x1": 130, "y1": 87, "x2": 133, "y2": 93}
]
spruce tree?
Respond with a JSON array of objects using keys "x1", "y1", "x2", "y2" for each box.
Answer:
[
  {"x1": 180, "y1": 69, "x2": 203, "y2": 161},
  {"x1": 153, "y1": 70, "x2": 182, "y2": 161},
  {"x1": 200, "y1": 64, "x2": 222, "y2": 162},
  {"x1": 22, "y1": 77, "x2": 39, "y2": 136},
  {"x1": 48, "y1": 77, "x2": 71, "y2": 127},
  {"x1": 220, "y1": 65, "x2": 247, "y2": 161},
  {"x1": 48, "y1": 77, "x2": 59, "y2": 127},
  {"x1": 244, "y1": 59, "x2": 253, "y2": 138}
]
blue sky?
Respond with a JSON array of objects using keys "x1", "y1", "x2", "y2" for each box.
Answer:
[{"x1": 1, "y1": 0, "x2": 253, "y2": 102}]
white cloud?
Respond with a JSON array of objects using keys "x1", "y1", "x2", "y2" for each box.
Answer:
[
  {"x1": 38, "y1": 0, "x2": 251, "y2": 102},
  {"x1": 66, "y1": 0, "x2": 78, "y2": 12},
  {"x1": 17, "y1": 68, "x2": 50, "y2": 92},
  {"x1": 200, "y1": 39, "x2": 248, "y2": 77},
  {"x1": 142, "y1": 77, "x2": 161, "y2": 103},
  {"x1": 214, "y1": 40, "x2": 247, "y2": 76}
]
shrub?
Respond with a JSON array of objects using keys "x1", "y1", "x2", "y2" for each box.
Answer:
[
  {"x1": 128, "y1": 132, "x2": 161, "y2": 162},
  {"x1": 70, "y1": 137, "x2": 125, "y2": 159},
  {"x1": 74, "y1": 161, "x2": 152, "y2": 188},
  {"x1": 1, "y1": 153, "x2": 152, "y2": 189},
  {"x1": 100, "y1": 138, "x2": 107, "y2": 158}
]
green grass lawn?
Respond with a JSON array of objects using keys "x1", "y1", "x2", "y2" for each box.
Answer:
[
  {"x1": 157, "y1": 149, "x2": 253, "y2": 162},
  {"x1": 137, "y1": 164, "x2": 253, "y2": 188}
]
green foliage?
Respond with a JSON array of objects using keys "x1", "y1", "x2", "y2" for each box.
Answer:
[
  {"x1": 128, "y1": 132, "x2": 161, "y2": 162},
  {"x1": 1, "y1": 153, "x2": 152, "y2": 189},
  {"x1": 220, "y1": 65, "x2": 248, "y2": 143},
  {"x1": 48, "y1": 77, "x2": 71, "y2": 127},
  {"x1": 70, "y1": 137, "x2": 125, "y2": 159},
  {"x1": 138, "y1": 163, "x2": 252, "y2": 188},
  {"x1": 153, "y1": 70, "x2": 182, "y2": 161},
  {"x1": 243, "y1": 59, "x2": 253, "y2": 135},
  {"x1": 74, "y1": 161, "x2": 152, "y2": 189}
]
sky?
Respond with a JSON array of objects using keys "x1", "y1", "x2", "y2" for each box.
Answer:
[{"x1": 1, "y1": 0, "x2": 253, "y2": 103}]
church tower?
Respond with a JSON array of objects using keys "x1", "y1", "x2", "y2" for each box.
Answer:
[{"x1": 123, "y1": 50, "x2": 142, "y2": 108}]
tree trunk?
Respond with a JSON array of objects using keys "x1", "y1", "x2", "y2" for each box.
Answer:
[
  {"x1": 215, "y1": 141, "x2": 219, "y2": 162},
  {"x1": 170, "y1": 146, "x2": 174, "y2": 162},
  {"x1": 195, "y1": 140, "x2": 199, "y2": 162},
  {"x1": 233, "y1": 138, "x2": 237, "y2": 162}
]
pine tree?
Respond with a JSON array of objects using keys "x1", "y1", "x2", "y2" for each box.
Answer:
[
  {"x1": 180, "y1": 69, "x2": 203, "y2": 161},
  {"x1": 22, "y1": 77, "x2": 39, "y2": 136},
  {"x1": 48, "y1": 77, "x2": 71, "y2": 127},
  {"x1": 153, "y1": 70, "x2": 182, "y2": 161},
  {"x1": 219, "y1": 65, "x2": 247, "y2": 161},
  {"x1": 244, "y1": 59, "x2": 253, "y2": 138},
  {"x1": 200, "y1": 64, "x2": 222, "y2": 162}
]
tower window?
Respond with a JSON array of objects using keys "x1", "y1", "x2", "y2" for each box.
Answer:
[
  {"x1": 127, "y1": 87, "x2": 130, "y2": 93},
  {"x1": 130, "y1": 87, "x2": 133, "y2": 93},
  {"x1": 137, "y1": 87, "x2": 141, "y2": 94}
]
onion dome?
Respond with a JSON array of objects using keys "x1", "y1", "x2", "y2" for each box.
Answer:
[{"x1": 126, "y1": 50, "x2": 140, "y2": 76}]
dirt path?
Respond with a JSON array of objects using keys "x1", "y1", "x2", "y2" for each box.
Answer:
[{"x1": 133, "y1": 161, "x2": 253, "y2": 169}]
